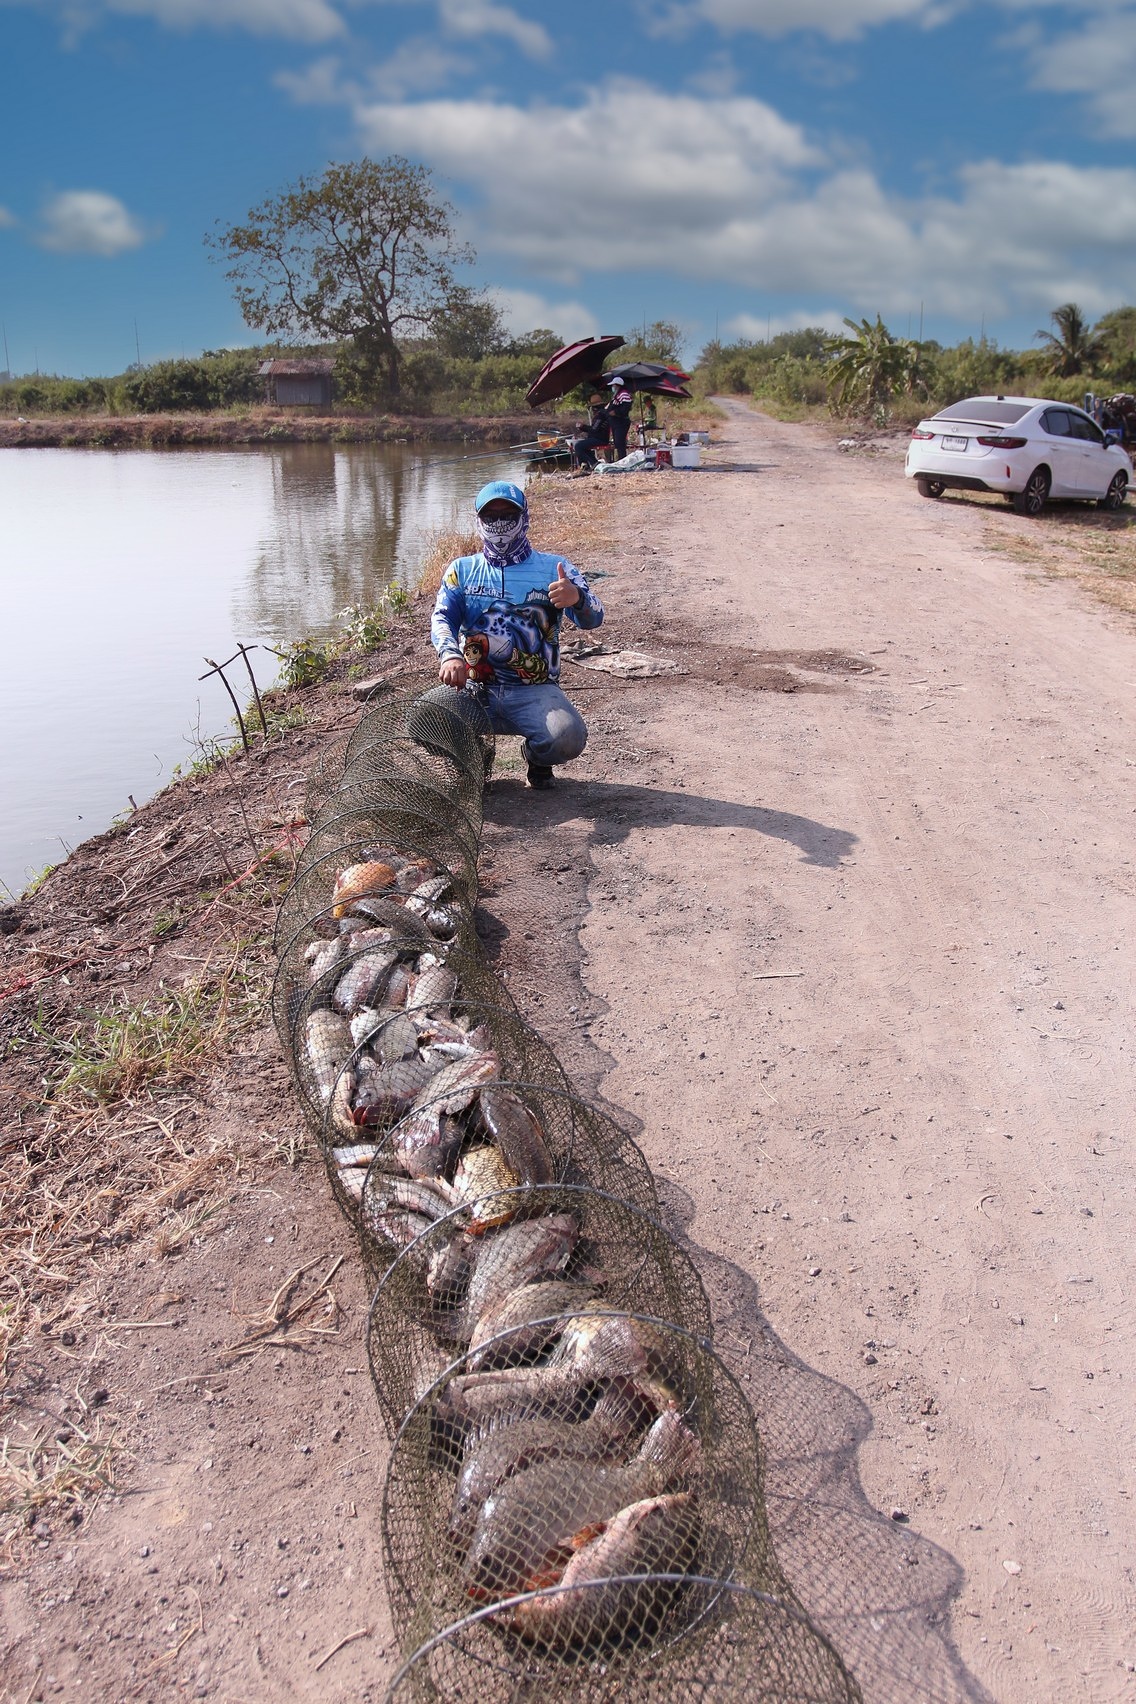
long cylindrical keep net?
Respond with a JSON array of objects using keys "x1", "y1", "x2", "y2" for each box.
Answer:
[{"x1": 274, "y1": 665, "x2": 861, "y2": 1702}]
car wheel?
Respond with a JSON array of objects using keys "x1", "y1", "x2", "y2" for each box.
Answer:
[
  {"x1": 1012, "y1": 467, "x2": 1050, "y2": 517},
  {"x1": 916, "y1": 476, "x2": 946, "y2": 499},
  {"x1": 1098, "y1": 471, "x2": 1128, "y2": 510}
]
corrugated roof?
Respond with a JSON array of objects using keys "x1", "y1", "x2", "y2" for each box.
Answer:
[{"x1": 257, "y1": 359, "x2": 336, "y2": 376}]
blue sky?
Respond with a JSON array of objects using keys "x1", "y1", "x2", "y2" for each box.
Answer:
[{"x1": 2, "y1": 0, "x2": 1135, "y2": 376}]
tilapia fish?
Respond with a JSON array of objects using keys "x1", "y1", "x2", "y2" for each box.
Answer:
[
  {"x1": 353, "y1": 1053, "x2": 444, "y2": 1125},
  {"x1": 394, "y1": 859, "x2": 439, "y2": 895},
  {"x1": 406, "y1": 964, "x2": 459, "y2": 1014},
  {"x1": 447, "y1": 1313, "x2": 681, "y2": 1417},
  {"x1": 331, "y1": 1142, "x2": 380, "y2": 1202},
  {"x1": 463, "y1": 1409, "x2": 701, "y2": 1598},
  {"x1": 410, "y1": 1050, "x2": 499, "y2": 1116},
  {"x1": 448, "y1": 1381, "x2": 643, "y2": 1545},
  {"x1": 392, "y1": 1105, "x2": 465, "y2": 1180},
  {"x1": 332, "y1": 948, "x2": 398, "y2": 1016},
  {"x1": 344, "y1": 894, "x2": 432, "y2": 938},
  {"x1": 478, "y1": 1088, "x2": 555, "y2": 1188},
  {"x1": 303, "y1": 1010, "x2": 356, "y2": 1134},
  {"x1": 366, "y1": 1172, "x2": 458, "y2": 1230},
  {"x1": 352, "y1": 1009, "x2": 419, "y2": 1064},
  {"x1": 305, "y1": 935, "x2": 345, "y2": 985},
  {"x1": 465, "y1": 1279, "x2": 599, "y2": 1372},
  {"x1": 459, "y1": 1214, "x2": 578, "y2": 1337},
  {"x1": 501, "y1": 1492, "x2": 697, "y2": 1647},
  {"x1": 451, "y1": 1144, "x2": 521, "y2": 1234},
  {"x1": 332, "y1": 860, "x2": 397, "y2": 918}
]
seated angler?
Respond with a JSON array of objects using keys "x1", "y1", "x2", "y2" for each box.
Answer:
[{"x1": 430, "y1": 481, "x2": 604, "y2": 789}]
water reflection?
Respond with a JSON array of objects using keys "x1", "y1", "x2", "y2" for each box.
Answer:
[{"x1": 0, "y1": 440, "x2": 522, "y2": 896}]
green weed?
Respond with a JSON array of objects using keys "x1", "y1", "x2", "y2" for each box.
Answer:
[{"x1": 42, "y1": 952, "x2": 263, "y2": 1111}]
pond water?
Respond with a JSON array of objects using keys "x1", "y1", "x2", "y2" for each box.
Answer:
[{"x1": 0, "y1": 441, "x2": 525, "y2": 899}]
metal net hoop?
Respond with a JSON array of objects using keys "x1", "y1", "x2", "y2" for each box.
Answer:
[
  {"x1": 366, "y1": 1183, "x2": 712, "y2": 1434},
  {"x1": 383, "y1": 1577, "x2": 863, "y2": 1703},
  {"x1": 381, "y1": 1313, "x2": 769, "y2": 1672}
]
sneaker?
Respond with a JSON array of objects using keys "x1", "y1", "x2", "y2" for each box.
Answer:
[{"x1": 526, "y1": 763, "x2": 555, "y2": 790}]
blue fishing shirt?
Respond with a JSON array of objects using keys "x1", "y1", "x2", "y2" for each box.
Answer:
[{"x1": 430, "y1": 549, "x2": 604, "y2": 687}]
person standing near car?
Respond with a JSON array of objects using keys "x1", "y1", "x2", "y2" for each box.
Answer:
[{"x1": 430, "y1": 481, "x2": 604, "y2": 788}]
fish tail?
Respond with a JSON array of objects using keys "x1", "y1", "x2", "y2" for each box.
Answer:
[{"x1": 633, "y1": 1408, "x2": 702, "y2": 1487}]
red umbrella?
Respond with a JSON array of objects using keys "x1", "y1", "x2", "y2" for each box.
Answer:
[{"x1": 525, "y1": 336, "x2": 626, "y2": 408}]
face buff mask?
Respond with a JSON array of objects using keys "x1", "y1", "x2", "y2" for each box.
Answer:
[{"x1": 477, "y1": 504, "x2": 532, "y2": 568}]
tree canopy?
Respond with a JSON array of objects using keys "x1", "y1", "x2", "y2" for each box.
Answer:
[
  {"x1": 1034, "y1": 303, "x2": 1107, "y2": 378},
  {"x1": 208, "y1": 156, "x2": 476, "y2": 399},
  {"x1": 825, "y1": 316, "x2": 924, "y2": 415}
]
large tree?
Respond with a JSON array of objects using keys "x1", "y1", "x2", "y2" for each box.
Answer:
[{"x1": 209, "y1": 157, "x2": 474, "y2": 399}]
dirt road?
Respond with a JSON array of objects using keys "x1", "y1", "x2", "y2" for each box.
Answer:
[{"x1": 551, "y1": 400, "x2": 1134, "y2": 1702}]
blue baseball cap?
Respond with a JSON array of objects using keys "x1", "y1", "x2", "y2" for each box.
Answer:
[{"x1": 475, "y1": 479, "x2": 526, "y2": 513}]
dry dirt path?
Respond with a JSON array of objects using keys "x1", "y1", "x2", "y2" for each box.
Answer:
[{"x1": 558, "y1": 400, "x2": 1135, "y2": 1703}]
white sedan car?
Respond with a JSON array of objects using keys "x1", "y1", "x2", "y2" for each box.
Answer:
[{"x1": 904, "y1": 395, "x2": 1131, "y2": 514}]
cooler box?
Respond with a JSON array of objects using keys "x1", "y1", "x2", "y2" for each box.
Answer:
[{"x1": 672, "y1": 444, "x2": 701, "y2": 468}]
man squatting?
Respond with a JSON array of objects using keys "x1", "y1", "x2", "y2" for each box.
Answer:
[{"x1": 430, "y1": 480, "x2": 604, "y2": 788}]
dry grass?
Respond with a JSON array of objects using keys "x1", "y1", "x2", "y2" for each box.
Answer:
[
  {"x1": 984, "y1": 505, "x2": 1136, "y2": 620},
  {"x1": 413, "y1": 520, "x2": 480, "y2": 600},
  {"x1": 220, "y1": 1253, "x2": 344, "y2": 1361},
  {"x1": 0, "y1": 1406, "x2": 122, "y2": 1555},
  {"x1": 0, "y1": 939, "x2": 270, "y2": 1373}
]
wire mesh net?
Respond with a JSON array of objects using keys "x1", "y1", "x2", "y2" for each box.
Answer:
[
  {"x1": 381, "y1": 1317, "x2": 776, "y2": 1670},
  {"x1": 383, "y1": 1580, "x2": 862, "y2": 1702},
  {"x1": 272, "y1": 672, "x2": 861, "y2": 1699},
  {"x1": 366, "y1": 1184, "x2": 708, "y2": 1435}
]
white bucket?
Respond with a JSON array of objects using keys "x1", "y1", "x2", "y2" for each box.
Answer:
[{"x1": 671, "y1": 443, "x2": 701, "y2": 468}]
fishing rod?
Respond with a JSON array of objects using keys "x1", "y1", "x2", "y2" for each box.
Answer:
[{"x1": 430, "y1": 439, "x2": 549, "y2": 466}]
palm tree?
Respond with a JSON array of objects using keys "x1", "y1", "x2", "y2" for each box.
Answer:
[
  {"x1": 1033, "y1": 303, "x2": 1106, "y2": 378},
  {"x1": 825, "y1": 316, "x2": 922, "y2": 417}
]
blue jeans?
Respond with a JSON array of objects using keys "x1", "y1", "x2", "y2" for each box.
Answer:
[{"x1": 484, "y1": 679, "x2": 588, "y2": 767}]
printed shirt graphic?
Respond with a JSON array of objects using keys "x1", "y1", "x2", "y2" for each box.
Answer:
[{"x1": 431, "y1": 549, "x2": 603, "y2": 687}]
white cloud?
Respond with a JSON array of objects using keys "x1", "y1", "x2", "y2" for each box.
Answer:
[
  {"x1": 1028, "y1": 9, "x2": 1136, "y2": 136},
  {"x1": 649, "y1": 0, "x2": 954, "y2": 42},
  {"x1": 9, "y1": 0, "x2": 348, "y2": 42},
  {"x1": 0, "y1": 206, "x2": 16, "y2": 228},
  {"x1": 355, "y1": 80, "x2": 822, "y2": 278},
  {"x1": 37, "y1": 190, "x2": 149, "y2": 256},
  {"x1": 729, "y1": 308, "x2": 849, "y2": 337},
  {"x1": 490, "y1": 286, "x2": 598, "y2": 342},
  {"x1": 438, "y1": 0, "x2": 552, "y2": 58},
  {"x1": 276, "y1": 38, "x2": 470, "y2": 103},
  {"x1": 352, "y1": 81, "x2": 1136, "y2": 322}
]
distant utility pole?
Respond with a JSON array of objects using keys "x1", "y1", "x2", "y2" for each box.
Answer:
[
  {"x1": 134, "y1": 317, "x2": 142, "y2": 367},
  {"x1": 918, "y1": 301, "x2": 924, "y2": 343},
  {"x1": 1, "y1": 322, "x2": 10, "y2": 377}
]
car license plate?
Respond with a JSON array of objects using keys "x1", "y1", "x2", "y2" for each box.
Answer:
[{"x1": 941, "y1": 434, "x2": 968, "y2": 451}]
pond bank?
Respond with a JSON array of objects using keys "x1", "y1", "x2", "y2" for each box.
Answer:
[{"x1": 0, "y1": 409, "x2": 548, "y2": 451}]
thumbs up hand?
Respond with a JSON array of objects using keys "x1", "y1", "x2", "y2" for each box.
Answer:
[{"x1": 548, "y1": 562, "x2": 581, "y2": 609}]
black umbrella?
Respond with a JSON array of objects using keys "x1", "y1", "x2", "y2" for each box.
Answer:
[
  {"x1": 616, "y1": 374, "x2": 693, "y2": 401},
  {"x1": 524, "y1": 335, "x2": 626, "y2": 408},
  {"x1": 602, "y1": 360, "x2": 692, "y2": 389}
]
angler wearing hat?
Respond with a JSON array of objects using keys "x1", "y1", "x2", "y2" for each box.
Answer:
[
  {"x1": 430, "y1": 481, "x2": 604, "y2": 788},
  {"x1": 605, "y1": 378, "x2": 634, "y2": 460}
]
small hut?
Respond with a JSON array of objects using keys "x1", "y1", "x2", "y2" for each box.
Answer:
[{"x1": 258, "y1": 358, "x2": 335, "y2": 409}]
